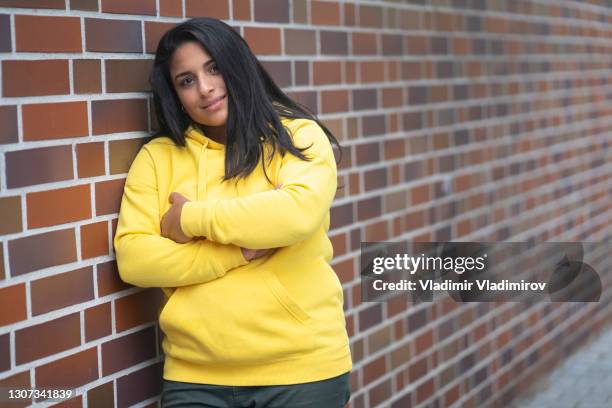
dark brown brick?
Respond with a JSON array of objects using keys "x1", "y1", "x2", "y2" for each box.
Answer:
[
  {"x1": 320, "y1": 31, "x2": 348, "y2": 55},
  {"x1": 0, "y1": 0, "x2": 64, "y2": 9},
  {"x1": 232, "y1": 0, "x2": 250, "y2": 20},
  {"x1": 36, "y1": 348, "x2": 98, "y2": 389},
  {"x1": 88, "y1": 382, "x2": 114, "y2": 408},
  {"x1": 353, "y1": 88, "x2": 378, "y2": 111},
  {"x1": 92, "y1": 99, "x2": 147, "y2": 135},
  {"x1": 362, "y1": 115, "x2": 386, "y2": 136},
  {"x1": 260, "y1": 60, "x2": 291, "y2": 88},
  {"x1": 9, "y1": 229, "x2": 77, "y2": 277},
  {"x1": 31, "y1": 267, "x2": 94, "y2": 316},
  {"x1": 312, "y1": 0, "x2": 340, "y2": 25},
  {"x1": 106, "y1": 59, "x2": 153, "y2": 93},
  {"x1": 77, "y1": 142, "x2": 106, "y2": 178},
  {"x1": 49, "y1": 394, "x2": 83, "y2": 407},
  {"x1": 3, "y1": 60, "x2": 69, "y2": 97},
  {"x1": 70, "y1": 0, "x2": 98, "y2": 11},
  {"x1": 144, "y1": 21, "x2": 176, "y2": 54},
  {"x1": 352, "y1": 32, "x2": 377, "y2": 55},
  {"x1": 23, "y1": 102, "x2": 88, "y2": 140},
  {"x1": 15, "y1": 313, "x2": 80, "y2": 364},
  {"x1": 185, "y1": 0, "x2": 229, "y2": 18},
  {"x1": 116, "y1": 362, "x2": 163, "y2": 408},
  {"x1": 6, "y1": 145, "x2": 73, "y2": 188},
  {"x1": 0, "y1": 284, "x2": 27, "y2": 327},
  {"x1": 102, "y1": 327, "x2": 157, "y2": 375},
  {"x1": 85, "y1": 302, "x2": 112, "y2": 342},
  {"x1": 85, "y1": 18, "x2": 142, "y2": 53},
  {"x1": 0, "y1": 196, "x2": 22, "y2": 235},
  {"x1": 254, "y1": 0, "x2": 289, "y2": 22},
  {"x1": 158, "y1": 0, "x2": 181, "y2": 16},
  {"x1": 286, "y1": 91, "x2": 317, "y2": 114},
  {"x1": 115, "y1": 289, "x2": 163, "y2": 332},
  {"x1": 321, "y1": 90, "x2": 348, "y2": 113},
  {"x1": 102, "y1": 0, "x2": 156, "y2": 15},
  {"x1": 0, "y1": 247, "x2": 4, "y2": 280},
  {"x1": 359, "y1": 5, "x2": 383, "y2": 28},
  {"x1": 97, "y1": 261, "x2": 131, "y2": 295},
  {"x1": 0, "y1": 14, "x2": 11, "y2": 52},
  {"x1": 313, "y1": 61, "x2": 341, "y2": 85},
  {"x1": 358, "y1": 303, "x2": 382, "y2": 331},
  {"x1": 292, "y1": 0, "x2": 307, "y2": 24},
  {"x1": 382, "y1": 34, "x2": 403, "y2": 55},
  {"x1": 284, "y1": 29, "x2": 316, "y2": 55},
  {"x1": 0, "y1": 105, "x2": 17, "y2": 144},
  {"x1": 356, "y1": 142, "x2": 380, "y2": 165},
  {"x1": 74, "y1": 59, "x2": 101, "y2": 94},
  {"x1": 0, "y1": 333, "x2": 9, "y2": 372},
  {"x1": 95, "y1": 178, "x2": 126, "y2": 216},
  {"x1": 15, "y1": 15, "x2": 81, "y2": 52},
  {"x1": 330, "y1": 202, "x2": 353, "y2": 229},
  {"x1": 0, "y1": 371, "x2": 30, "y2": 404},
  {"x1": 357, "y1": 196, "x2": 382, "y2": 221},
  {"x1": 294, "y1": 61, "x2": 309, "y2": 85},
  {"x1": 364, "y1": 168, "x2": 387, "y2": 191}
]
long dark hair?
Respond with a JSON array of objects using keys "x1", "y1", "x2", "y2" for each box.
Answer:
[{"x1": 149, "y1": 17, "x2": 342, "y2": 183}]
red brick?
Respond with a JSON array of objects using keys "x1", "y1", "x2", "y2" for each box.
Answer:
[
  {"x1": 244, "y1": 27, "x2": 281, "y2": 55},
  {"x1": 85, "y1": 302, "x2": 112, "y2": 342},
  {"x1": 160, "y1": 0, "x2": 182, "y2": 16},
  {"x1": 81, "y1": 221, "x2": 109, "y2": 259},
  {"x1": 3, "y1": 60, "x2": 69, "y2": 97},
  {"x1": 27, "y1": 185, "x2": 91, "y2": 229},
  {"x1": 31, "y1": 267, "x2": 94, "y2": 316},
  {"x1": 77, "y1": 142, "x2": 106, "y2": 178},
  {"x1": 352, "y1": 32, "x2": 378, "y2": 55},
  {"x1": 15, "y1": 15, "x2": 81, "y2": 52},
  {"x1": 311, "y1": 0, "x2": 340, "y2": 25},
  {"x1": 321, "y1": 90, "x2": 348, "y2": 113},
  {"x1": 15, "y1": 313, "x2": 81, "y2": 364},
  {"x1": 101, "y1": 0, "x2": 156, "y2": 15},
  {"x1": 232, "y1": 0, "x2": 250, "y2": 20},
  {"x1": 36, "y1": 348, "x2": 98, "y2": 389},
  {"x1": 23, "y1": 102, "x2": 88, "y2": 140},
  {"x1": 74, "y1": 59, "x2": 102, "y2": 94},
  {"x1": 185, "y1": 0, "x2": 229, "y2": 18},
  {"x1": 87, "y1": 381, "x2": 114, "y2": 408},
  {"x1": 0, "y1": 284, "x2": 27, "y2": 327},
  {"x1": 359, "y1": 5, "x2": 383, "y2": 28},
  {"x1": 8, "y1": 229, "x2": 77, "y2": 277},
  {"x1": 0, "y1": 196, "x2": 22, "y2": 235}
]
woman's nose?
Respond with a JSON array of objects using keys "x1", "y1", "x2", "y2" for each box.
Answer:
[{"x1": 197, "y1": 77, "x2": 214, "y2": 95}]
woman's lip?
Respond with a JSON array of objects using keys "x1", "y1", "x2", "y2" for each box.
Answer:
[{"x1": 203, "y1": 95, "x2": 225, "y2": 109}]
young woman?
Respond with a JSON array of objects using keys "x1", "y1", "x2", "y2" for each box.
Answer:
[{"x1": 113, "y1": 17, "x2": 352, "y2": 407}]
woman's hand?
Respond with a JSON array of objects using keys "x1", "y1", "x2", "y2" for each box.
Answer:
[
  {"x1": 161, "y1": 192, "x2": 191, "y2": 243},
  {"x1": 241, "y1": 248, "x2": 275, "y2": 261}
]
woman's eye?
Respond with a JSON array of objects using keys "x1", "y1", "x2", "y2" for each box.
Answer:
[
  {"x1": 180, "y1": 77, "x2": 193, "y2": 87},
  {"x1": 209, "y1": 64, "x2": 219, "y2": 74}
]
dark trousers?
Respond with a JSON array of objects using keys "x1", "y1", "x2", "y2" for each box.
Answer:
[{"x1": 161, "y1": 371, "x2": 351, "y2": 408}]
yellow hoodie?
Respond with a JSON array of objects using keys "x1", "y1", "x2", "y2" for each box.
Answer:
[{"x1": 113, "y1": 118, "x2": 352, "y2": 386}]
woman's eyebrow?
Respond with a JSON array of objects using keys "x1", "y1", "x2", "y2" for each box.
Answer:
[{"x1": 173, "y1": 59, "x2": 214, "y2": 80}]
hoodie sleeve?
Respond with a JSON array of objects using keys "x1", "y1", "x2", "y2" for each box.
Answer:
[
  {"x1": 180, "y1": 120, "x2": 337, "y2": 249},
  {"x1": 113, "y1": 145, "x2": 248, "y2": 288}
]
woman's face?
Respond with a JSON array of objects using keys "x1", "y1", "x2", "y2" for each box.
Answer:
[{"x1": 169, "y1": 41, "x2": 228, "y2": 128}]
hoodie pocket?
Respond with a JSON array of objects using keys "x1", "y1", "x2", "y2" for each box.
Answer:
[{"x1": 158, "y1": 268, "x2": 316, "y2": 365}]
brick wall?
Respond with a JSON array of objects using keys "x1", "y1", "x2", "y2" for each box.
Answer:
[{"x1": 0, "y1": 0, "x2": 610, "y2": 407}]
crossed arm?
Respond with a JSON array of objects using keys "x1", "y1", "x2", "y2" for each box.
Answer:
[{"x1": 113, "y1": 121, "x2": 337, "y2": 288}]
